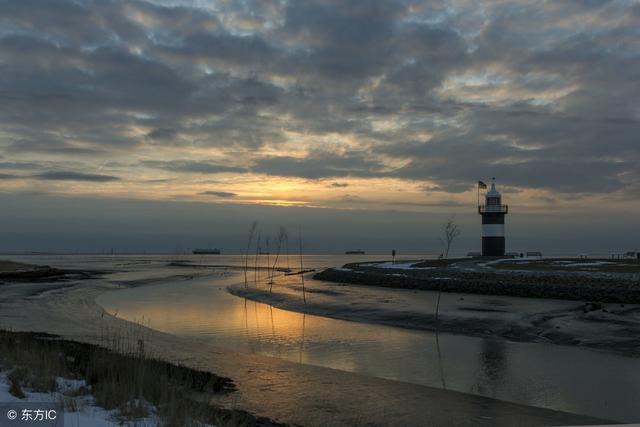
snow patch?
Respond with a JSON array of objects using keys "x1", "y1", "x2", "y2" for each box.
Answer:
[
  {"x1": 558, "y1": 262, "x2": 613, "y2": 267},
  {"x1": 364, "y1": 262, "x2": 434, "y2": 270},
  {"x1": 478, "y1": 258, "x2": 514, "y2": 267},
  {"x1": 0, "y1": 371, "x2": 160, "y2": 427}
]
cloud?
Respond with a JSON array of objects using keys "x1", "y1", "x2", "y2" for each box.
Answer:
[
  {"x1": 199, "y1": 191, "x2": 237, "y2": 198},
  {"x1": 252, "y1": 151, "x2": 388, "y2": 179},
  {"x1": 329, "y1": 182, "x2": 349, "y2": 188},
  {"x1": 145, "y1": 128, "x2": 178, "y2": 141},
  {"x1": 0, "y1": 161, "x2": 42, "y2": 170},
  {"x1": 33, "y1": 171, "x2": 121, "y2": 182},
  {"x1": 140, "y1": 160, "x2": 247, "y2": 174},
  {"x1": 329, "y1": 193, "x2": 466, "y2": 208},
  {"x1": 7, "y1": 137, "x2": 107, "y2": 156},
  {"x1": 0, "y1": 0, "x2": 637, "y2": 201},
  {"x1": 161, "y1": 31, "x2": 279, "y2": 69}
]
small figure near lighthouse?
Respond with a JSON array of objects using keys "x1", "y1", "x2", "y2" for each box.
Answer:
[{"x1": 478, "y1": 178, "x2": 508, "y2": 257}]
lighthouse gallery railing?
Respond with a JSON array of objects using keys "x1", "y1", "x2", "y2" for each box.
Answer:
[{"x1": 478, "y1": 205, "x2": 508, "y2": 213}]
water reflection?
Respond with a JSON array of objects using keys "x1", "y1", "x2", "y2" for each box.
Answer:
[
  {"x1": 97, "y1": 275, "x2": 640, "y2": 422},
  {"x1": 435, "y1": 331, "x2": 446, "y2": 389},
  {"x1": 299, "y1": 313, "x2": 306, "y2": 364},
  {"x1": 472, "y1": 339, "x2": 508, "y2": 398}
]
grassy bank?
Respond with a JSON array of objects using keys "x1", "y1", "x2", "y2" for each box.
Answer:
[{"x1": 0, "y1": 329, "x2": 284, "y2": 427}]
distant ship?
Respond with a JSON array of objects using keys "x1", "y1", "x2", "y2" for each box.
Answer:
[
  {"x1": 345, "y1": 250, "x2": 365, "y2": 255},
  {"x1": 192, "y1": 248, "x2": 221, "y2": 255}
]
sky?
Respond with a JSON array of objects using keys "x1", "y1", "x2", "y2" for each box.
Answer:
[{"x1": 0, "y1": 0, "x2": 639, "y2": 254}]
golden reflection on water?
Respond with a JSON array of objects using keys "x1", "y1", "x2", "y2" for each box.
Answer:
[
  {"x1": 102, "y1": 276, "x2": 447, "y2": 377},
  {"x1": 110, "y1": 281, "x2": 414, "y2": 346}
]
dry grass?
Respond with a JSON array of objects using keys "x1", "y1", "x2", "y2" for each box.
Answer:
[
  {"x1": 0, "y1": 329, "x2": 283, "y2": 427},
  {"x1": 7, "y1": 368, "x2": 26, "y2": 398}
]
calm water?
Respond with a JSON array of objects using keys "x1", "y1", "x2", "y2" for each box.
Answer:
[
  {"x1": 4, "y1": 253, "x2": 405, "y2": 272},
  {"x1": 96, "y1": 272, "x2": 640, "y2": 423}
]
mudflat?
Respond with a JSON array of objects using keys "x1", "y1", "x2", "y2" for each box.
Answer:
[{"x1": 0, "y1": 261, "x2": 613, "y2": 426}]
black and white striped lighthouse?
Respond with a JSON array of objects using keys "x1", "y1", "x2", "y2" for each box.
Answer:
[{"x1": 478, "y1": 179, "x2": 508, "y2": 256}]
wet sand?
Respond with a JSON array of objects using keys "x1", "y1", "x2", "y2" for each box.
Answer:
[
  {"x1": 0, "y1": 264, "x2": 612, "y2": 426},
  {"x1": 230, "y1": 270, "x2": 640, "y2": 358}
]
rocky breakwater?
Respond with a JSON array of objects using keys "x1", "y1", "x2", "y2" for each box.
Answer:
[{"x1": 314, "y1": 261, "x2": 640, "y2": 303}]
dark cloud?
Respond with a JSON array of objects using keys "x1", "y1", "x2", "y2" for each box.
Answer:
[
  {"x1": 329, "y1": 182, "x2": 349, "y2": 188},
  {"x1": 379, "y1": 106, "x2": 639, "y2": 194},
  {"x1": 330, "y1": 193, "x2": 466, "y2": 208},
  {"x1": 33, "y1": 171, "x2": 121, "y2": 182},
  {"x1": 199, "y1": 191, "x2": 237, "y2": 198},
  {"x1": 281, "y1": 1, "x2": 405, "y2": 82},
  {"x1": 146, "y1": 128, "x2": 178, "y2": 141},
  {"x1": 0, "y1": 0, "x2": 141, "y2": 47},
  {"x1": 141, "y1": 160, "x2": 247, "y2": 174},
  {"x1": 163, "y1": 31, "x2": 279, "y2": 68},
  {"x1": 7, "y1": 137, "x2": 107, "y2": 156},
  {"x1": 0, "y1": 161, "x2": 43, "y2": 170}
]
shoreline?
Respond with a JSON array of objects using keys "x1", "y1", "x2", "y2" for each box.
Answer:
[
  {"x1": 229, "y1": 268, "x2": 640, "y2": 358},
  {"x1": 0, "y1": 261, "x2": 617, "y2": 426}
]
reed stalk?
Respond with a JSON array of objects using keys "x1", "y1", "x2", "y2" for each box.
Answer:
[
  {"x1": 269, "y1": 227, "x2": 287, "y2": 292},
  {"x1": 243, "y1": 221, "x2": 257, "y2": 289},
  {"x1": 254, "y1": 232, "x2": 261, "y2": 286},
  {"x1": 298, "y1": 226, "x2": 306, "y2": 304}
]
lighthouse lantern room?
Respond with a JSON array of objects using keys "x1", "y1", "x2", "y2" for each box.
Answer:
[{"x1": 478, "y1": 179, "x2": 508, "y2": 257}]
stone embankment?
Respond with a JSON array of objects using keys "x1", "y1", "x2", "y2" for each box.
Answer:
[{"x1": 314, "y1": 262, "x2": 640, "y2": 303}]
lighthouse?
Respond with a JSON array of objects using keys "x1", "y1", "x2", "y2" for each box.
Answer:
[{"x1": 478, "y1": 179, "x2": 508, "y2": 256}]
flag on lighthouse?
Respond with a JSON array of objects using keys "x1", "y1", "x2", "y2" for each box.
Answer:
[{"x1": 478, "y1": 180, "x2": 487, "y2": 189}]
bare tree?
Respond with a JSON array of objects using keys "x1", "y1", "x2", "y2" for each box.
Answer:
[
  {"x1": 436, "y1": 218, "x2": 461, "y2": 324},
  {"x1": 441, "y1": 218, "x2": 461, "y2": 259}
]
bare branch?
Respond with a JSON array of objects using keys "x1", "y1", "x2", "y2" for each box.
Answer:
[{"x1": 442, "y1": 218, "x2": 461, "y2": 259}]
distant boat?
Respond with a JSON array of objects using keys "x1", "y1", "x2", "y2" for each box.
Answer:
[
  {"x1": 345, "y1": 250, "x2": 365, "y2": 255},
  {"x1": 192, "y1": 248, "x2": 221, "y2": 255}
]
